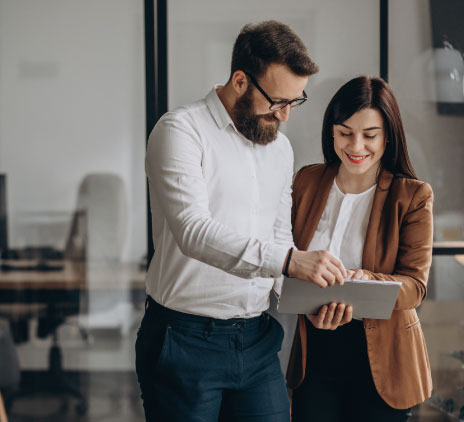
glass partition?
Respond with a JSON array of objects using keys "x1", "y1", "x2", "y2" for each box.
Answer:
[
  {"x1": 2, "y1": 0, "x2": 461, "y2": 420},
  {"x1": 0, "y1": 0, "x2": 147, "y2": 420},
  {"x1": 390, "y1": 1, "x2": 464, "y2": 420}
]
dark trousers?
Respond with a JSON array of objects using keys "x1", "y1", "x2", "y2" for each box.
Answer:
[
  {"x1": 291, "y1": 319, "x2": 412, "y2": 422},
  {"x1": 135, "y1": 296, "x2": 290, "y2": 422}
]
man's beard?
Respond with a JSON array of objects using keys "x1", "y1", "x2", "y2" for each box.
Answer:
[{"x1": 232, "y1": 87, "x2": 280, "y2": 146}]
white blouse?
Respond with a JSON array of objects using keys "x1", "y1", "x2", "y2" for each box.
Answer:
[{"x1": 307, "y1": 179, "x2": 376, "y2": 270}]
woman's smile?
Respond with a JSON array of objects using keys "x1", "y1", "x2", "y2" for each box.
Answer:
[{"x1": 344, "y1": 152, "x2": 369, "y2": 163}]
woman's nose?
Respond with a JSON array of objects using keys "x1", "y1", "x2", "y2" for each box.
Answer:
[{"x1": 350, "y1": 134, "x2": 364, "y2": 152}]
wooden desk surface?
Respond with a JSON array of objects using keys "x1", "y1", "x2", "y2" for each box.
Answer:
[
  {"x1": 432, "y1": 241, "x2": 464, "y2": 255},
  {"x1": 0, "y1": 260, "x2": 146, "y2": 290},
  {"x1": 1, "y1": 245, "x2": 462, "y2": 290}
]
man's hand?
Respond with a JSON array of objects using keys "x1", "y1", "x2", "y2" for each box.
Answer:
[
  {"x1": 287, "y1": 250, "x2": 347, "y2": 288},
  {"x1": 306, "y1": 302, "x2": 353, "y2": 330}
]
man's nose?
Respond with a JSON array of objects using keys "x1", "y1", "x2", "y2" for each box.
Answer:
[{"x1": 273, "y1": 104, "x2": 291, "y2": 122}]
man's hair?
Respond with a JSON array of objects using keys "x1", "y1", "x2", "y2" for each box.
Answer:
[{"x1": 230, "y1": 21, "x2": 319, "y2": 79}]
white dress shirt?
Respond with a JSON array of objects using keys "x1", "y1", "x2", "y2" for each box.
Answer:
[
  {"x1": 307, "y1": 180, "x2": 376, "y2": 270},
  {"x1": 145, "y1": 86, "x2": 294, "y2": 319}
]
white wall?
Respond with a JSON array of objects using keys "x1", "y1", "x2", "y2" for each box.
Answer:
[
  {"x1": 168, "y1": 0, "x2": 380, "y2": 173},
  {"x1": 0, "y1": 0, "x2": 146, "y2": 261},
  {"x1": 389, "y1": 0, "x2": 464, "y2": 216}
]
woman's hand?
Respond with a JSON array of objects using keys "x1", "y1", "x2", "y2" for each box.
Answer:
[
  {"x1": 348, "y1": 269, "x2": 370, "y2": 280},
  {"x1": 306, "y1": 302, "x2": 353, "y2": 330}
]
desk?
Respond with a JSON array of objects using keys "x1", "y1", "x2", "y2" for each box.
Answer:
[
  {"x1": 0, "y1": 260, "x2": 147, "y2": 414},
  {"x1": 432, "y1": 241, "x2": 464, "y2": 270},
  {"x1": 432, "y1": 241, "x2": 464, "y2": 256},
  {"x1": 0, "y1": 260, "x2": 145, "y2": 304}
]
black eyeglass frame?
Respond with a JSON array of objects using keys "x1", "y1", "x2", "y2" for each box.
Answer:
[{"x1": 244, "y1": 71, "x2": 308, "y2": 111}]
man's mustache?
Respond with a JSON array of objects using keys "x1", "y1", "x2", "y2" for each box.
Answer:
[{"x1": 258, "y1": 113, "x2": 279, "y2": 123}]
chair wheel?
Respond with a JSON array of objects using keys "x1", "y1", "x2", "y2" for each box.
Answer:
[
  {"x1": 75, "y1": 401, "x2": 87, "y2": 415},
  {"x1": 59, "y1": 400, "x2": 69, "y2": 414}
]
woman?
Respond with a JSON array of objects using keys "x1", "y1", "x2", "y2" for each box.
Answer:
[{"x1": 287, "y1": 76, "x2": 433, "y2": 421}]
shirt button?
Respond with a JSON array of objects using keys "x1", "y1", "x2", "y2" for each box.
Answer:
[{"x1": 251, "y1": 281, "x2": 256, "y2": 286}]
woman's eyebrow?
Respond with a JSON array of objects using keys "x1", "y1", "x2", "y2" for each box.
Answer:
[{"x1": 337, "y1": 123, "x2": 382, "y2": 131}]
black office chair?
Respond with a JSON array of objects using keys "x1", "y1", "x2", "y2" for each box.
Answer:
[
  {"x1": 0, "y1": 317, "x2": 20, "y2": 419},
  {"x1": 0, "y1": 220, "x2": 88, "y2": 417},
  {"x1": 0, "y1": 268, "x2": 87, "y2": 417}
]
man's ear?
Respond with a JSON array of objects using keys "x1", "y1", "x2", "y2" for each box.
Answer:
[{"x1": 231, "y1": 70, "x2": 249, "y2": 96}]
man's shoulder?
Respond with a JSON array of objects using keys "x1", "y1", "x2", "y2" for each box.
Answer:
[
  {"x1": 157, "y1": 98, "x2": 209, "y2": 126},
  {"x1": 147, "y1": 98, "x2": 211, "y2": 152}
]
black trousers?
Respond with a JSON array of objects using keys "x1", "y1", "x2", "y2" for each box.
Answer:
[
  {"x1": 135, "y1": 296, "x2": 290, "y2": 422},
  {"x1": 291, "y1": 319, "x2": 412, "y2": 422}
]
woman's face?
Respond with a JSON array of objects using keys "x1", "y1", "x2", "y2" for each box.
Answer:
[{"x1": 333, "y1": 107, "x2": 386, "y2": 178}]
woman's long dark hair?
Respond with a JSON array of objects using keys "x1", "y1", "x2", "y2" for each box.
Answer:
[{"x1": 321, "y1": 76, "x2": 417, "y2": 179}]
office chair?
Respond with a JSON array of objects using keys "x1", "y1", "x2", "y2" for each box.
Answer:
[
  {"x1": 2, "y1": 283, "x2": 87, "y2": 417},
  {"x1": 73, "y1": 173, "x2": 126, "y2": 262},
  {"x1": 33, "y1": 173, "x2": 126, "y2": 415},
  {"x1": 0, "y1": 318, "x2": 19, "y2": 421},
  {"x1": 2, "y1": 173, "x2": 127, "y2": 417},
  {"x1": 72, "y1": 173, "x2": 130, "y2": 335}
]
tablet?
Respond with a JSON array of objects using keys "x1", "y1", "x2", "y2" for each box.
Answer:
[{"x1": 277, "y1": 277, "x2": 402, "y2": 320}]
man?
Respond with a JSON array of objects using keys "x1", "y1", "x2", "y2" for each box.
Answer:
[{"x1": 136, "y1": 21, "x2": 347, "y2": 422}]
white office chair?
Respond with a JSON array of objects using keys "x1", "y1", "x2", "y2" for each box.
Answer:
[{"x1": 70, "y1": 173, "x2": 135, "y2": 335}]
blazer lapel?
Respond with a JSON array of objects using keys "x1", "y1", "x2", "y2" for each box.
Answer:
[
  {"x1": 298, "y1": 165, "x2": 338, "y2": 251},
  {"x1": 361, "y1": 169, "x2": 394, "y2": 271}
]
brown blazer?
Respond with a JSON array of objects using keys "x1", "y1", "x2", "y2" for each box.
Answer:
[{"x1": 286, "y1": 164, "x2": 433, "y2": 410}]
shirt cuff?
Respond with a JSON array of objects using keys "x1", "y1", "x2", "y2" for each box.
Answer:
[
  {"x1": 272, "y1": 276, "x2": 284, "y2": 297},
  {"x1": 266, "y1": 243, "x2": 290, "y2": 278}
]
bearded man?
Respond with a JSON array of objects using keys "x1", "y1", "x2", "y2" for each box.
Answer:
[{"x1": 136, "y1": 21, "x2": 347, "y2": 422}]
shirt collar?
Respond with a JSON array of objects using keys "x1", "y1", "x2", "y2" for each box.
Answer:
[{"x1": 205, "y1": 85, "x2": 235, "y2": 131}]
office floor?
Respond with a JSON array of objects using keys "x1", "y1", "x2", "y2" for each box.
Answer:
[
  {"x1": 5, "y1": 371, "x2": 453, "y2": 422},
  {"x1": 8, "y1": 371, "x2": 144, "y2": 422},
  {"x1": 4, "y1": 300, "x2": 462, "y2": 421},
  {"x1": 6, "y1": 306, "x2": 146, "y2": 421}
]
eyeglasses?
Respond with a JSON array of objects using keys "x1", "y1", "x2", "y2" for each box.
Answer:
[{"x1": 244, "y1": 71, "x2": 308, "y2": 111}]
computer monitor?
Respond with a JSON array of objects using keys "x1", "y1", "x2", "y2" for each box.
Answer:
[{"x1": 0, "y1": 174, "x2": 8, "y2": 258}]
